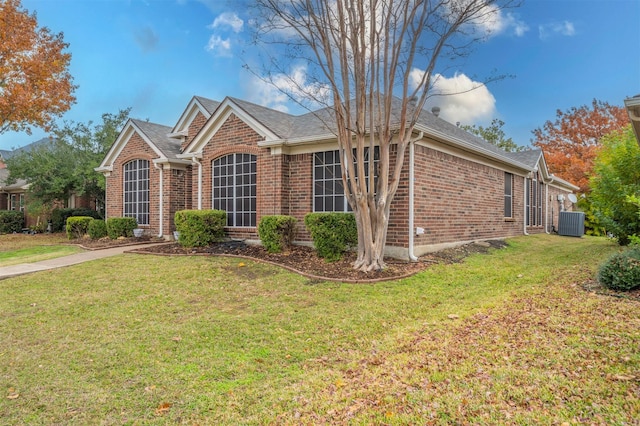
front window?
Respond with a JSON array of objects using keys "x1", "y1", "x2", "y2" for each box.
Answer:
[
  {"x1": 313, "y1": 147, "x2": 379, "y2": 212},
  {"x1": 123, "y1": 159, "x2": 150, "y2": 225},
  {"x1": 526, "y1": 174, "x2": 544, "y2": 226},
  {"x1": 504, "y1": 172, "x2": 513, "y2": 218},
  {"x1": 212, "y1": 153, "x2": 257, "y2": 227}
]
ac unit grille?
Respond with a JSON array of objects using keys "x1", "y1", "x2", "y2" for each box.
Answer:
[{"x1": 558, "y1": 211, "x2": 585, "y2": 237}]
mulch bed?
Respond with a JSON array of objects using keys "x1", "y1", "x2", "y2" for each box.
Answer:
[{"x1": 72, "y1": 237, "x2": 509, "y2": 282}]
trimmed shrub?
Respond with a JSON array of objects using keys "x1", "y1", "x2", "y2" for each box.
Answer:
[
  {"x1": 304, "y1": 212, "x2": 357, "y2": 262},
  {"x1": 88, "y1": 219, "x2": 108, "y2": 240},
  {"x1": 0, "y1": 210, "x2": 24, "y2": 234},
  {"x1": 174, "y1": 209, "x2": 226, "y2": 248},
  {"x1": 258, "y1": 215, "x2": 297, "y2": 253},
  {"x1": 51, "y1": 208, "x2": 102, "y2": 233},
  {"x1": 597, "y1": 247, "x2": 640, "y2": 291},
  {"x1": 106, "y1": 217, "x2": 138, "y2": 239},
  {"x1": 66, "y1": 216, "x2": 94, "y2": 239}
]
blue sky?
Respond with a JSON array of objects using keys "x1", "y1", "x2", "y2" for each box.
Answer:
[{"x1": 1, "y1": 0, "x2": 639, "y2": 151}]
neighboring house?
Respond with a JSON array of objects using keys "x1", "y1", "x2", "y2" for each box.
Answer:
[
  {"x1": 624, "y1": 94, "x2": 640, "y2": 144},
  {"x1": 1, "y1": 139, "x2": 96, "y2": 230},
  {"x1": 96, "y1": 95, "x2": 579, "y2": 259}
]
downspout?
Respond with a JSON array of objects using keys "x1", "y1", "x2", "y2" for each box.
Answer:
[
  {"x1": 154, "y1": 163, "x2": 164, "y2": 238},
  {"x1": 545, "y1": 174, "x2": 555, "y2": 234},
  {"x1": 193, "y1": 156, "x2": 202, "y2": 210},
  {"x1": 407, "y1": 132, "x2": 423, "y2": 262},
  {"x1": 523, "y1": 174, "x2": 529, "y2": 236}
]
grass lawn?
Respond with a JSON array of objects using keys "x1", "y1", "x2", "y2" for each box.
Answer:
[
  {"x1": 0, "y1": 234, "x2": 81, "y2": 267},
  {"x1": 0, "y1": 234, "x2": 637, "y2": 424}
]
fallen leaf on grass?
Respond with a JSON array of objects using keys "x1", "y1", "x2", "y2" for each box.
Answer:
[
  {"x1": 447, "y1": 314, "x2": 459, "y2": 320},
  {"x1": 238, "y1": 262, "x2": 246, "y2": 267},
  {"x1": 144, "y1": 385, "x2": 156, "y2": 392},
  {"x1": 171, "y1": 336, "x2": 182, "y2": 342},
  {"x1": 155, "y1": 402, "x2": 172, "y2": 416},
  {"x1": 6, "y1": 388, "x2": 19, "y2": 399}
]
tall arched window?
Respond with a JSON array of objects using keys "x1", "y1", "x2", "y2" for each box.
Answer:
[
  {"x1": 212, "y1": 153, "x2": 257, "y2": 227},
  {"x1": 123, "y1": 159, "x2": 150, "y2": 225}
]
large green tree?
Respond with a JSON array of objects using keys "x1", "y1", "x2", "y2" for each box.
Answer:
[
  {"x1": 589, "y1": 125, "x2": 640, "y2": 245},
  {"x1": 5, "y1": 108, "x2": 130, "y2": 208},
  {"x1": 461, "y1": 118, "x2": 524, "y2": 152}
]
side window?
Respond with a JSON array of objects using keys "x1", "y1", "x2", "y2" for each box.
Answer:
[{"x1": 504, "y1": 172, "x2": 513, "y2": 218}]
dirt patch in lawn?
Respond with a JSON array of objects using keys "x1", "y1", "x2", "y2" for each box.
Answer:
[{"x1": 96, "y1": 238, "x2": 509, "y2": 282}]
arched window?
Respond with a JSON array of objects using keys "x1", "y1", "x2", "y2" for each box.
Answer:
[
  {"x1": 212, "y1": 153, "x2": 256, "y2": 227},
  {"x1": 123, "y1": 159, "x2": 149, "y2": 225}
]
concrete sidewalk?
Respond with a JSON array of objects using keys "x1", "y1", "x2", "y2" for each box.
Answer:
[{"x1": 0, "y1": 243, "x2": 167, "y2": 280}]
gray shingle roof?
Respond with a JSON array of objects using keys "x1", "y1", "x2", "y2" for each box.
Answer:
[
  {"x1": 194, "y1": 96, "x2": 221, "y2": 115},
  {"x1": 229, "y1": 97, "x2": 296, "y2": 138},
  {"x1": 0, "y1": 168, "x2": 27, "y2": 190},
  {"x1": 131, "y1": 119, "x2": 180, "y2": 159},
  {"x1": 505, "y1": 149, "x2": 543, "y2": 168}
]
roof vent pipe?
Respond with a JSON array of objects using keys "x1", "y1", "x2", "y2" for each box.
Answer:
[{"x1": 431, "y1": 106, "x2": 440, "y2": 117}]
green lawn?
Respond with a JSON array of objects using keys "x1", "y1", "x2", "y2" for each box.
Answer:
[
  {"x1": 0, "y1": 234, "x2": 82, "y2": 267},
  {"x1": 0, "y1": 234, "x2": 637, "y2": 424}
]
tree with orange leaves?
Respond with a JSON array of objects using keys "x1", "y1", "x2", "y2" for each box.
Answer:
[
  {"x1": 0, "y1": 0, "x2": 76, "y2": 135},
  {"x1": 532, "y1": 99, "x2": 629, "y2": 193}
]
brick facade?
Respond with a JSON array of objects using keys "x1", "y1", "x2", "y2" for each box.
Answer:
[{"x1": 100, "y1": 96, "x2": 578, "y2": 256}]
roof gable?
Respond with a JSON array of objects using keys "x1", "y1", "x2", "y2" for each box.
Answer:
[
  {"x1": 171, "y1": 96, "x2": 220, "y2": 135},
  {"x1": 182, "y1": 97, "x2": 281, "y2": 155},
  {"x1": 97, "y1": 119, "x2": 173, "y2": 170}
]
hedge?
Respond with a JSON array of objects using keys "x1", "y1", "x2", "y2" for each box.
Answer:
[
  {"x1": 51, "y1": 208, "x2": 102, "y2": 233},
  {"x1": 0, "y1": 210, "x2": 24, "y2": 234},
  {"x1": 106, "y1": 217, "x2": 138, "y2": 239},
  {"x1": 598, "y1": 247, "x2": 640, "y2": 291},
  {"x1": 88, "y1": 219, "x2": 108, "y2": 240},
  {"x1": 174, "y1": 209, "x2": 226, "y2": 247},
  {"x1": 304, "y1": 212, "x2": 357, "y2": 262},
  {"x1": 258, "y1": 215, "x2": 297, "y2": 253},
  {"x1": 66, "y1": 216, "x2": 94, "y2": 239}
]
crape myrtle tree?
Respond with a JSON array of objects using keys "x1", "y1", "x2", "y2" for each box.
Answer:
[
  {"x1": 0, "y1": 0, "x2": 76, "y2": 135},
  {"x1": 252, "y1": 0, "x2": 518, "y2": 271}
]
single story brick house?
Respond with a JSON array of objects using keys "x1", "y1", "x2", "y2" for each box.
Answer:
[{"x1": 96, "y1": 95, "x2": 579, "y2": 259}]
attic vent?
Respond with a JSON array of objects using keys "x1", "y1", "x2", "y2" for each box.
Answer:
[{"x1": 558, "y1": 211, "x2": 585, "y2": 237}]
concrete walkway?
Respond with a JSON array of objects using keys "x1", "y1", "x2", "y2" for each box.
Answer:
[{"x1": 0, "y1": 243, "x2": 167, "y2": 280}]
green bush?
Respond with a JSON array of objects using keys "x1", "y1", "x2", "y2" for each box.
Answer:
[
  {"x1": 66, "y1": 216, "x2": 94, "y2": 239},
  {"x1": 51, "y1": 208, "x2": 102, "y2": 233},
  {"x1": 0, "y1": 210, "x2": 24, "y2": 234},
  {"x1": 258, "y1": 215, "x2": 297, "y2": 253},
  {"x1": 106, "y1": 217, "x2": 138, "y2": 239},
  {"x1": 174, "y1": 209, "x2": 226, "y2": 248},
  {"x1": 88, "y1": 219, "x2": 108, "y2": 240},
  {"x1": 304, "y1": 212, "x2": 357, "y2": 262},
  {"x1": 597, "y1": 247, "x2": 640, "y2": 291}
]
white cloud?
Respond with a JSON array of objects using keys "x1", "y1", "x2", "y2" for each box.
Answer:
[
  {"x1": 205, "y1": 35, "x2": 232, "y2": 57},
  {"x1": 445, "y1": 2, "x2": 529, "y2": 38},
  {"x1": 410, "y1": 69, "x2": 496, "y2": 126},
  {"x1": 539, "y1": 20, "x2": 576, "y2": 40},
  {"x1": 245, "y1": 65, "x2": 331, "y2": 112},
  {"x1": 210, "y1": 12, "x2": 244, "y2": 33},
  {"x1": 504, "y1": 13, "x2": 529, "y2": 37}
]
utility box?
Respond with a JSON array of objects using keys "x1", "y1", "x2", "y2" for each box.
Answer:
[{"x1": 558, "y1": 211, "x2": 585, "y2": 237}]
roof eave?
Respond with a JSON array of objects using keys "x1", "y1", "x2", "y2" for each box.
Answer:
[{"x1": 624, "y1": 96, "x2": 640, "y2": 144}]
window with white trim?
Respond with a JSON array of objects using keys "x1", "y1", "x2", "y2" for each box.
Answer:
[
  {"x1": 123, "y1": 159, "x2": 150, "y2": 225},
  {"x1": 504, "y1": 172, "x2": 513, "y2": 218},
  {"x1": 526, "y1": 174, "x2": 544, "y2": 226},
  {"x1": 212, "y1": 153, "x2": 257, "y2": 227},
  {"x1": 313, "y1": 147, "x2": 379, "y2": 212}
]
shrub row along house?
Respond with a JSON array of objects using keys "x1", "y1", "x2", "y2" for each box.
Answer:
[{"x1": 96, "y1": 95, "x2": 578, "y2": 259}]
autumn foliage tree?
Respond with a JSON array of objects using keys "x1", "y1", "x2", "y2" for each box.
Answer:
[
  {"x1": 532, "y1": 99, "x2": 629, "y2": 193},
  {"x1": 0, "y1": 0, "x2": 76, "y2": 135}
]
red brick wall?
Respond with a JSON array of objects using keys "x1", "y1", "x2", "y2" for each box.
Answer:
[
  {"x1": 181, "y1": 111, "x2": 209, "y2": 152},
  {"x1": 105, "y1": 132, "x2": 160, "y2": 233},
  {"x1": 409, "y1": 144, "x2": 525, "y2": 249}
]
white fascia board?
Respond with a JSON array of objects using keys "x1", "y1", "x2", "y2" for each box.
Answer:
[
  {"x1": 153, "y1": 158, "x2": 192, "y2": 166},
  {"x1": 171, "y1": 96, "x2": 213, "y2": 134},
  {"x1": 98, "y1": 120, "x2": 166, "y2": 169},
  {"x1": 258, "y1": 133, "x2": 337, "y2": 149},
  {"x1": 94, "y1": 165, "x2": 113, "y2": 173},
  {"x1": 176, "y1": 152, "x2": 202, "y2": 160},
  {"x1": 183, "y1": 98, "x2": 279, "y2": 155},
  {"x1": 415, "y1": 123, "x2": 533, "y2": 172},
  {"x1": 167, "y1": 130, "x2": 188, "y2": 138},
  {"x1": 549, "y1": 176, "x2": 580, "y2": 192}
]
